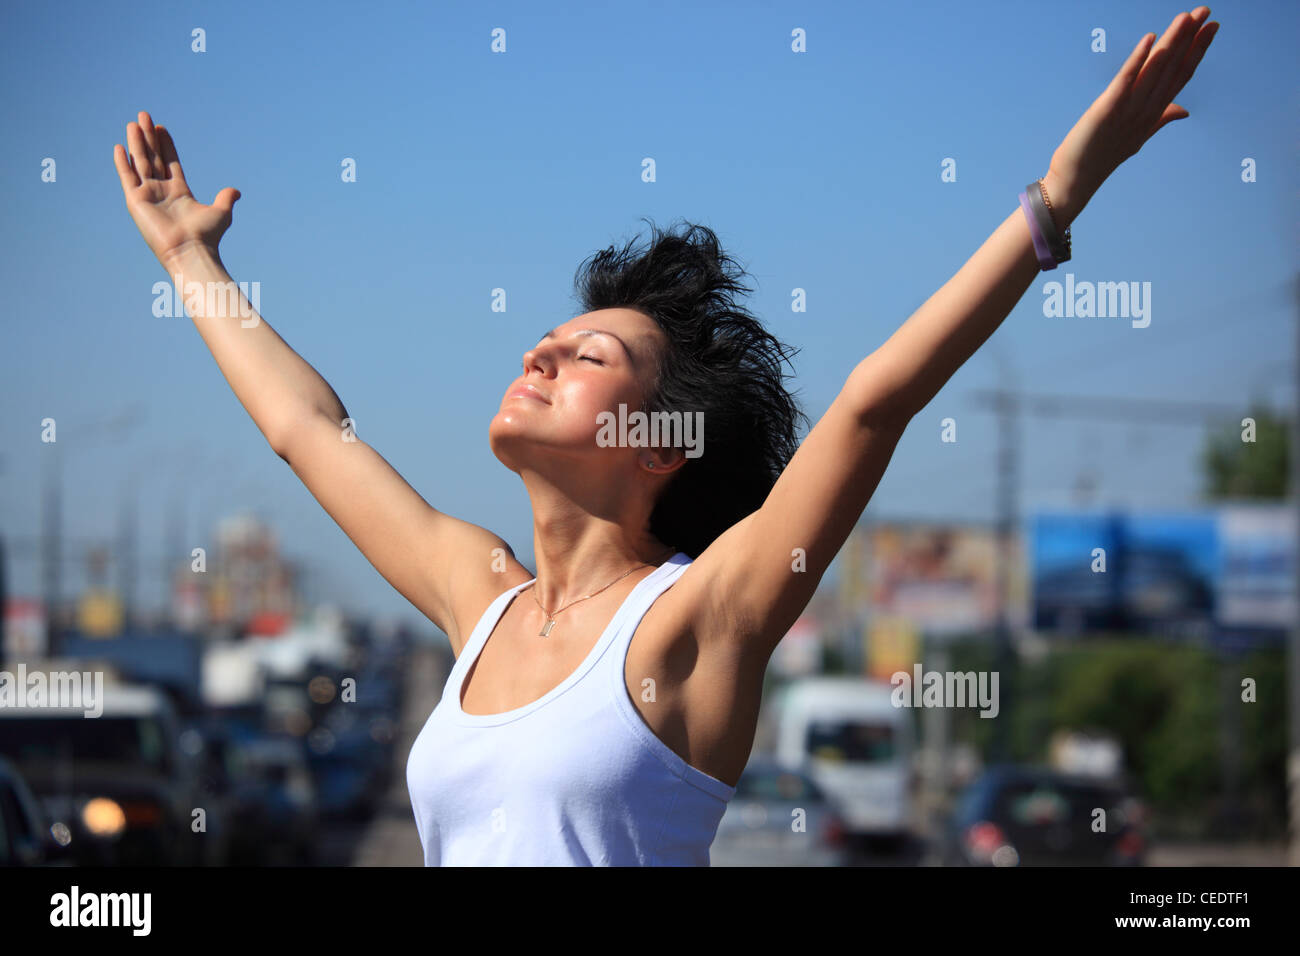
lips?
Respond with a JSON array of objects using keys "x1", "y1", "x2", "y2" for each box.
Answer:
[{"x1": 507, "y1": 384, "x2": 549, "y2": 404}]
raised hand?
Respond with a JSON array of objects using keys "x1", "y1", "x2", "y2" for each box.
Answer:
[
  {"x1": 1046, "y1": 8, "x2": 1219, "y2": 220},
  {"x1": 113, "y1": 110, "x2": 242, "y2": 270}
]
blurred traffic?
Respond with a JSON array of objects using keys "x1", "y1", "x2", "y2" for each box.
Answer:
[
  {"x1": 0, "y1": 616, "x2": 418, "y2": 867},
  {"x1": 1, "y1": 490, "x2": 1294, "y2": 867},
  {"x1": 0, "y1": 513, "x2": 440, "y2": 866}
]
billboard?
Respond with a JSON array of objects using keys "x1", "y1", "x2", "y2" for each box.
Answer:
[
  {"x1": 1031, "y1": 504, "x2": 1294, "y2": 642},
  {"x1": 1030, "y1": 511, "x2": 1125, "y2": 632},
  {"x1": 843, "y1": 522, "x2": 1027, "y2": 640},
  {"x1": 1216, "y1": 504, "x2": 1296, "y2": 647},
  {"x1": 1218, "y1": 505, "x2": 1296, "y2": 628},
  {"x1": 2, "y1": 598, "x2": 47, "y2": 662},
  {"x1": 865, "y1": 616, "x2": 920, "y2": 682},
  {"x1": 75, "y1": 589, "x2": 124, "y2": 637}
]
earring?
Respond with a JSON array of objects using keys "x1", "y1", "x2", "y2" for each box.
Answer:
[{"x1": 647, "y1": 462, "x2": 655, "y2": 469}]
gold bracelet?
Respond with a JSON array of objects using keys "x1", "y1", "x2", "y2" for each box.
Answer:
[{"x1": 1037, "y1": 178, "x2": 1071, "y2": 251}]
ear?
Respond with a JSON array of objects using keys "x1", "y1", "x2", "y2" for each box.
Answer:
[{"x1": 643, "y1": 447, "x2": 687, "y2": 476}]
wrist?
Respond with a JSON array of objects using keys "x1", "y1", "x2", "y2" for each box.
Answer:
[
  {"x1": 160, "y1": 240, "x2": 223, "y2": 278},
  {"x1": 1040, "y1": 169, "x2": 1088, "y2": 229}
]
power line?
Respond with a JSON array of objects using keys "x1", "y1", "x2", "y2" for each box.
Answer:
[
  {"x1": 973, "y1": 389, "x2": 1248, "y2": 424},
  {"x1": 1031, "y1": 275, "x2": 1294, "y2": 381}
]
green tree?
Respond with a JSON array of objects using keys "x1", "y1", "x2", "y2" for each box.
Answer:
[{"x1": 1202, "y1": 403, "x2": 1290, "y2": 499}]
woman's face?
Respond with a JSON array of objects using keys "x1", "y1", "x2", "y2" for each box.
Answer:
[{"x1": 489, "y1": 308, "x2": 668, "y2": 472}]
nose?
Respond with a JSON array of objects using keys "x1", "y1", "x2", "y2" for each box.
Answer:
[{"x1": 522, "y1": 342, "x2": 551, "y2": 375}]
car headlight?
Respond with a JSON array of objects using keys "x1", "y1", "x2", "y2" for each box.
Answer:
[{"x1": 82, "y1": 797, "x2": 127, "y2": 837}]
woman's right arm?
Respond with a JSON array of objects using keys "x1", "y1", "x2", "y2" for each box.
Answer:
[{"x1": 113, "y1": 111, "x2": 530, "y2": 644}]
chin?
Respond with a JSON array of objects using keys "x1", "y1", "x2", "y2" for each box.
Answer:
[
  {"x1": 488, "y1": 414, "x2": 521, "y2": 468},
  {"x1": 489, "y1": 410, "x2": 550, "y2": 472}
]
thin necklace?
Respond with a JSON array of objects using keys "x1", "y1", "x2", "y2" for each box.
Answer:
[{"x1": 529, "y1": 546, "x2": 676, "y2": 637}]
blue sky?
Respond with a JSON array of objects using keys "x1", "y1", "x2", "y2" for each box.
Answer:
[{"x1": 1, "y1": 0, "x2": 1294, "y2": 630}]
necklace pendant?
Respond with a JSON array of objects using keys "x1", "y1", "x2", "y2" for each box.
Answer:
[{"x1": 539, "y1": 618, "x2": 555, "y2": 637}]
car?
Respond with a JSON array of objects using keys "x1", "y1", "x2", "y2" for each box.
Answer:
[
  {"x1": 223, "y1": 734, "x2": 320, "y2": 865},
  {"x1": 188, "y1": 710, "x2": 318, "y2": 865},
  {"x1": 305, "y1": 724, "x2": 384, "y2": 821},
  {"x1": 710, "y1": 757, "x2": 852, "y2": 866},
  {"x1": 940, "y1": 764, "x2": 1146, "y2": 866},
  {"x1": 0, "y1": 682, "x2": 227, "y2": 865},
  {"x1": 773, "y1": 677, "x2": 916, "y2": 847}
]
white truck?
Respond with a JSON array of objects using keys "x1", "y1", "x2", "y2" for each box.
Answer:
[{"x1": 773, "y1": 676, "x2": 915, "y2": 845}]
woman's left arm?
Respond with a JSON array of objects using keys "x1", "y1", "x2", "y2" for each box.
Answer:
[{"x1": 688, "y1": 8, "x2": 1220, "y2": 660}]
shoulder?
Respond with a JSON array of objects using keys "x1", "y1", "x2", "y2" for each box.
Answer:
[{"x1": 445, "y1": 559, "x2": 533, "y2": 658}]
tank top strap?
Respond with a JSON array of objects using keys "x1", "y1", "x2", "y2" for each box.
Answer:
[
  {"x1": 446, "y1": 575, "x2": 535, "y2": 699},
  {"x1": 603, "y1": 551, "x2": 693, "y2": 691}
]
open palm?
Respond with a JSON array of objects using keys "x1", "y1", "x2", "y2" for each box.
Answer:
[
  {"x1": 1049, "y1": 8, "x2": 1219, "y2": 213},
  {"x1": 113, "y1": 110, "x2": 241, "y2": 269}
]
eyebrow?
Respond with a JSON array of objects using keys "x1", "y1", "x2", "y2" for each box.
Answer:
[{"x1": 540, "y1": 327, "x2": 634, "y2": 363}]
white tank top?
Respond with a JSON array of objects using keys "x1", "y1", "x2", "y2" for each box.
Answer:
[{"x1": 405, "y1": 551, "x2": 737, "y2": 865}]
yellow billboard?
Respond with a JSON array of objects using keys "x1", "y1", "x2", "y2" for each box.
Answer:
[{"x1": 76, "y1": 590, "x2": 123, "y2": 637}]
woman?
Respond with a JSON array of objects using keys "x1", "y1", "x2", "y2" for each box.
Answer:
[{"x1": 113, "y1": 9, "x2": 1218, "y2": 865}]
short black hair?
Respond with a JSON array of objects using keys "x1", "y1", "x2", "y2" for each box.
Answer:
[{"x1": 572, "y1": 217, "x2": 809, "y2": 559}]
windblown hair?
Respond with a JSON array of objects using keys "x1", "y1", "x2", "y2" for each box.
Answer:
[{"x1": 572, "y1": 217, "x2": 809, "y2": 559}]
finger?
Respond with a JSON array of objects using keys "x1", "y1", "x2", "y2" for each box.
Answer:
[
  {"x1": 1106, "y1": 31, "x2": 1156, "y2": 100},
  {"x1": 1146, "y1": 12, "x2": 1209, "y2": 114},
  {"x1": 1163, "y1": 20, "x2": 1219, "y2": 105},
  {"x1": 126, "y1": 121, "x2": 154, "y2": 181},
  {"x1": 113, "y1": 142, "x2": 141, "y2": 190},
  {"x1": 1131, "y1": 12, "x2": 1197, "y2": 113},
  {"x1": 154, "y1": 125, "x2": 189, "y2": 190},
  {"x1": 213, "y1": 186, "x2": 241, "y2": 214},
  {"x1": 137, "y1": 110, "x2": 168, "y2": 180},
  {"x1": 1135, "y1": 103, "x2": 1191, "y2": 155},
  {"x1": 1153, "y1": 103, "x2": 1191, "y2": 136}
]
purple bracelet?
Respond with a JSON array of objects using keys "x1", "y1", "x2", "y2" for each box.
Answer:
[{"x1": 1019, "y1": 190, "x2": 1058, "y2": 271}]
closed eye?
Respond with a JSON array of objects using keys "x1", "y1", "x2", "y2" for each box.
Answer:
[{"x1": 579, "y1": 355, "x2": 603, "y2": 364}]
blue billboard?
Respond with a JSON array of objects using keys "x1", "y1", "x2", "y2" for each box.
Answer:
[{"x1": 1031, "y1": 505, "x2": 1293, "y2": 643}]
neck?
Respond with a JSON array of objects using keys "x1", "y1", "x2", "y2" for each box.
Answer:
[{"x1": 518, "y1": 468, "x2": 672, "y2": 611}]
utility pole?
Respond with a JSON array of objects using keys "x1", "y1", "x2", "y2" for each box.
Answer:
[
  {"x1": 41, "y1": 442, "x2": 63, "y2": 657},
  {"x1": 990, "y1": 382, "x2": 1020, "y2": 764},
  {"x1": 118, "y1": 471, "x2": 138, "y2": 631}
]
